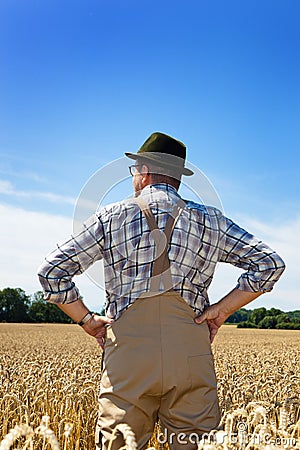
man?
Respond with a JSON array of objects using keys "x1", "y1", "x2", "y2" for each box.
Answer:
[{"x1": 38, "y1": 132, "x2": 285, "y2": 449}]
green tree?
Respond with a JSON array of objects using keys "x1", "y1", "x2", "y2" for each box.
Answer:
[
  {"x1": 227, "y1": 308, "x2": 251, "y2": 323},
  {"x1": 0, "y1": 288, "x2": 30, "y2": 322},
  {"x1": 29, "y1": 291, "x2": 73, "y2": 323},
  {"x1": 276, "y1": 322, "x2": 300, "y2": 330},
  {"x1": 268, "y1": 307, "x2": 283, "y2": 316},
  {"x1": 275, "y1": 313, "x2": 290, "y2": 324},
  {"x1": 287, "y1": 311, "x2": 300, "y2": 322},
  {"x1": 237, "y1": 321, "x2": 258, "y2": 329},
  {"x1": 258, "y1": 315, "x2": 277, "y2": 329},
  {"x1": 249, "y1": 307, "x2": 267, "y2": 325}
]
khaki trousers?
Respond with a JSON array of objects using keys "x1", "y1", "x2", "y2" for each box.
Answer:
[{"x1": 96, "y1": 292, "x2": 220, "y2": 449}]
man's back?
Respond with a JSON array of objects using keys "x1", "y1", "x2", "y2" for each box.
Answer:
[{"x1": 38, "y1": 182, "x2": 284, "y2": 322}]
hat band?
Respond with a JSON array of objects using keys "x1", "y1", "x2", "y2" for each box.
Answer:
[{"x1": 137, "y1": 152, "x2": 185, "y2": 170}]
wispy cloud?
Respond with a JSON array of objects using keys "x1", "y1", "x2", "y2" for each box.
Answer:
[
  {"x1": 0, "y1": 203, "x2": 103, "y2": 310},
  {"x1": 0, "y1": 179, "x2": 76, "y2": 205},
  {"x1": 0, "y1": 167, "x2": 47, "y2": 183}
]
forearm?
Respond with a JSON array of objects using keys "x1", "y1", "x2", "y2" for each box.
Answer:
[
  {"x1": 216, "y1": 288, "x2": 263, "y2": 320},
  {"x1": 57, "y1": 299, "x2": 113, "y2": 349},
  {"x1": 57, "y1": 298, "x2": 90, "y2": 323}
]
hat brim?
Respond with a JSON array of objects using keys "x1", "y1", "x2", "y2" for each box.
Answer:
[{"x1": 125, "y1": 152, "x2": 194, "y2": 176}]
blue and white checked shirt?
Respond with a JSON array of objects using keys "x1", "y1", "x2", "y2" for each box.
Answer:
[{"x1": 38, "y1": 184, "x2": 285, "y2": 320}]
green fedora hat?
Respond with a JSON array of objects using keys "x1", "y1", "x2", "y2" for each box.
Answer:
[{"x1": 125, "y1": 132, "x2": 194, "y2": 176}]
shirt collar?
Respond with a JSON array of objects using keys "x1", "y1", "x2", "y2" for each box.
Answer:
[{"x1": 140, "y1": 183, "x2": 181, "y2": 199}]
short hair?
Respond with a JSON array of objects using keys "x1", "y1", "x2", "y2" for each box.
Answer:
[{"x1": 137, "y1": 157, "x2": 182, "y2": 190}]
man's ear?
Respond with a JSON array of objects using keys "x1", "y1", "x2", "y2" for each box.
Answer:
[
  {"x1": 141, "y1": 164, "x2": 149, "y2": 176},
  {"x1": 140, "y1": 164, "x2": 150, "y2": 188}
]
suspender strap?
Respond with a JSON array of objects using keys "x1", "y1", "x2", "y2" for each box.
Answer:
[{"x1": 135, "y1": 197, "x2": 186, "y2": 292}]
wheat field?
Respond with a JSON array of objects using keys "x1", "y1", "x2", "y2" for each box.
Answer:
[{"x1": 0, "y1": 323, "x2": 299, "y2": 449}]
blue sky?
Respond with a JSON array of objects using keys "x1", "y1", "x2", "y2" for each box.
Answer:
[{"x1": 0, "y1": 0, "x2": 299, "y2": 311}]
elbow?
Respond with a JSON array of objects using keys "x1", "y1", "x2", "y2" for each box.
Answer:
[
  {"x1": 37, "y1": 259, "x2": 49, "y2": 278},
  {"x1": 262, "y1": 253, "x2": 286, "y2": 292},
  {"x1": 237, "y1": 252, "x2": 286, "y2": 294},
  {"x1": 37, "y1": 259, "x2": 52, "y2": 293},
  {"x1": 273, "y1": 253, "x2": 286, "y2": 277}
]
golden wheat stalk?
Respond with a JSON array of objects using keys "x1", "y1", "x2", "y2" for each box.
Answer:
[
  {"x1": 0, "y1": 424, "x2": 33, "y2": 450},
  {"x1": 35, "y1": 415, "x2": 60, "y2": 450},
  {"x1": 107, "y1": 423, "x2": 137, "y2": 450}
]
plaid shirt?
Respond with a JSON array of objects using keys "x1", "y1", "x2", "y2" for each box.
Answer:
[{"x1": 38, "y1": 184, "x2": 285, "y2": 320}]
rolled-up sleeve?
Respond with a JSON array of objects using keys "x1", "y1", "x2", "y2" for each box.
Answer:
[
  {"x1": 37, "y1": 214, "x2": 104, "y2": 304},
  {"x1": 220, "y1": 217, "x2": 285, "y2": 293}
]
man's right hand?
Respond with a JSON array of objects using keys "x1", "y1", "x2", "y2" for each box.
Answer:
[{"x1": 83, "y1": 315, "x2": 114, "y2": 349}]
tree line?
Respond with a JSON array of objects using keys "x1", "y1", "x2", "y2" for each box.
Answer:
[
  {"x1": 0, "y1": 287, "x2": 299, "y2": 328},
  {"x1": 227, "y1": 307, "x2": 300, "y2": 330},
  {"x1": 0, "y1": 288, "x2": 74, "y2": 323}
]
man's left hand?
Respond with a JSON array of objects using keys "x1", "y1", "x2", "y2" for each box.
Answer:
[{"x1": 194, "y1": 288, "x2": 264, "y2": 343}]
